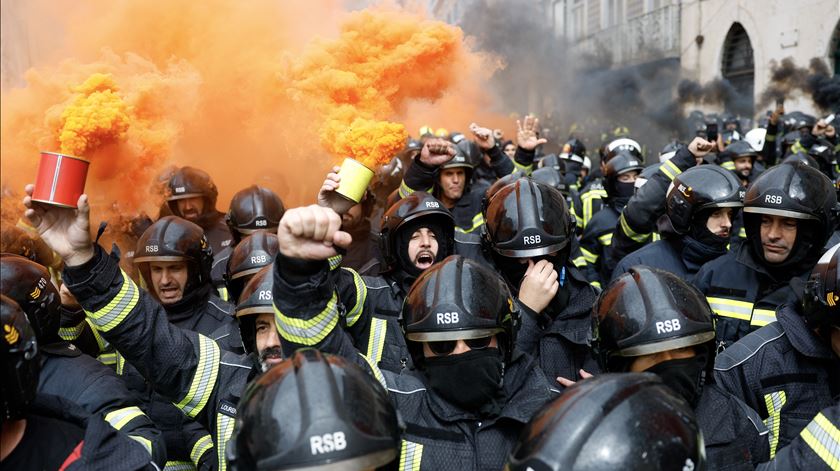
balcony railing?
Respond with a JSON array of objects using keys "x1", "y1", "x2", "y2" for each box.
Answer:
[{"x1": 575, "y1": 4, "x2": 681, "y2": 66}]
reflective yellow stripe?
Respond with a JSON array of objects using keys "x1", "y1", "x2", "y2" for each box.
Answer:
[
  {"x1": 738, "y1": 227, "x2": 746, "y2": 238},
  {"x1": 619, "y1": 213, "x2": 650, "y2": 243},
  {"x1": 583, "y1": 196, "x2": 593, "y2": 227},
  {"x1": 591, "y1": 281, "x2": 602, "y2": 290},
  {"x1": 359, "y1": 352, "x2": 388, "y2": 391},
  {"x1": 190, "y1": 434, "x2": 214, "y2": 466},
  {"x1": 597, "y1": 232, "x2": 613, "y2": 246},
  {"x1": 721, "y1": 161, "x2": 736, "y2": 170},
  {"x1": 130, "y1": 436, "x2": 153, "y2": 457},
  {"x1": 455, "y1": 213, "x2": 485, "y2": 234},
  {"x1": 89, "y1": 319, "x2": 110, "y2": 352},
  {"x1": 765, "y1": 133, "x2": 776, "y2": 142},
  {"x1": 274, "y1": 292, "x2": 340, "y2": 346},
  {"x1": 328, "y1": 255, "x2": 342, "y2": 271},
  {"x1": 652, "y1": 232, "x2": 661, "y2": 242},
  {"x1": 801, "y1": 412, "x2": 840, "y2": 469},
  {"x1": 571, "y1": 256, "x2": 587, "y2": 268},
  {"x1": 216, "y1": 413, "x2": 236, "y2": 471},
  {"x1": 399, "y1": 440, "x2": 424, "y2": 471},
  {"x1": 58, "y1": 320, "x2": 86, "y2": 340},
  {"x1": 660, "y1": 159, "x2": 682, "y2": 181},
  {"x1": 163, "y1": 461, "x2": 194, "y2": 471},
  {"x1": 343, "y1": 268, "x2": 366, "y2": 327},
  {"x1": 398, "y1": 180, "x2": 414, "y2": 198},
  {"x1": 513, "y1": 160, "x2": 533, "y2": 175},
  {"x1": 116, "y1": 353, "x2": 126, "y2": 376},
  {"x1": 791, "y1": 140, "x2": 806, "y2": 155},
  {"x1": 104, "y1": 406, "x2": 145, "y2": 430},
  {"x1": 707, "y1": 296, "x2": 753, "y2": 321},
  {"x1": 85, "y1": 270, "x2": 139, "y2": 332},
  {"x1": 217, "y1": 286, "x2": 228, "y2": 302},
  {"x1": 98, "y1": 352, "x2": 117, "y2": 366},
  {"x1": 750, "y1": 308, "x2": 777, "y2": 327},
  {"x1": 580, "y1": 247, "x2": 599, "y2": 264},
  {"x1": 175, "y1": 335, "x2": 221, "y2": 418},
  {"x1": 764, "y1": 391, "x2": 787, "y2": 458},
  {"x1": 366, "y1": 318, "x2": 389, "y2": 365}
]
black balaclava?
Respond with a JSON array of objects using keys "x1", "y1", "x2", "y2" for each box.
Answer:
[
  {"x1": 645, "y1": 349, "x2": 709, "y2": 409},
  {"x1": 423, "y1": 348, "x2": 505, "y2": 415},
  {"x1": 394, "y1": 217, "x2": 450, "y2": 280}
]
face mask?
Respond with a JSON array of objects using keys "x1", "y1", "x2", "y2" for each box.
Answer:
[
  {"x1": 613, "y1": 181, "x2": 636, "y2": 199},
  {"x1": 423, "y1": 348, "x2": 504, "y2": 412},
  {"x1": 645, "y1": 354, "x2": 707, "y2": 408}
]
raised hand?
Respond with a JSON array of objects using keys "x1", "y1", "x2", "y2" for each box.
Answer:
[
  {"x1": 277, "y1": 205, "x2": 351, "y2": 261},
  {"x1": 317, "y1": 166, "x2": 341, "y2": 208},
  {"x1": 22, "y1": 184, "x2": 94, "y2": 267},
  {"x1": 687, "y1": 137, "x2": 716, "y2": 158},
  {"x1": 418, "y1": 138, "x2": 456, "y2": 167},
  {"x1": 516, "y1": 115, "x2": 548, "y2": 151},
  {"x1": 469, "y1": 123, "x2": 496, "y2": 150},
  {"x1": 517, "y1": 259, "x2": 559, "y2": 314}
]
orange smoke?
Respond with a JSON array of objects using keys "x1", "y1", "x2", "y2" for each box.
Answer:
[
  {"x1": 2, "y1": 0, "x2": 503, "y2": 225},
  {"x1": 286, "y1": 9, "x2": 479, "y2": 168}
]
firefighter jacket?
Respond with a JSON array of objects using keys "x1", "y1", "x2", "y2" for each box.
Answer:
[
  {"x1": 693, "y1": 243, "x2": 810, "y2": 349},
  {"x1": 756, "y1": 403, "x2": 840, "y2": 470},
  {"x1": 610, "y1": 147, "x2": 698, "y2": 268},
  {"x1": 611, "y1": 235, "x2": 728, "y2": 283},
  {"x1": 37, "y1": 346, "x2": 167, "y2": 467},
  {"x1": 696, "y1": 381, "x2": 771, "y2": 469},
  {"x1": 399, "y1": 144, "x2": 520, "y2": 233},
  {"x1": 62, "y1": 245, "x2": 258, "y2": 471},
  {"x1": 570, "y1": 179, "x2": 606, "y2": 234},
  {"x1": 13, "y1": 394, "x2": 158, "y2": 471},
  {"x1": 514, "y1": 264, "x2": 601, "y2": 388},
  {"x1": 714, "y1": 304, "x2": 840, "y2": 458},
  {"x1": 578, "y1": 203, "x2": 621, "y2": 288},
  {"x1": 198, "y1": 212, "x2": 233, "y2": 258},
  {"x1": 270, "y1": 253, "x2": 560, "y2": 471},
  {"x1": 210, "y1": 245, "x2": 232, "y2": 300}
]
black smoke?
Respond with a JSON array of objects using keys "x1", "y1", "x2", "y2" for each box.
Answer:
[{"x1": 758, "y1": 57, "x2": 840, "y2": 112}]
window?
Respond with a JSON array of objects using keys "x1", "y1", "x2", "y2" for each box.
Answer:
[
  {"x1": 721, "y1": 23, "x2": 755, "y2": 113},
  {"x1": 604, "y1": 0, "x2": 624, "y2": 28}
]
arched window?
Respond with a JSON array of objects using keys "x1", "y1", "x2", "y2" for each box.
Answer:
[
  {"x1": 721, "y1": 23, "x2": 754, "y2": 113},
  {"x1": 830, "y1": 20, "x2": 840, "y2": 75}
]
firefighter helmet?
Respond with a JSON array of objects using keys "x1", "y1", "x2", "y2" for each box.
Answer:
[
  {"x1": 1, "y1": 295, "x2": 40, "y2": 421},
  {"x1": 225, "y1": 186, "x2": 285, "y2": 244}
]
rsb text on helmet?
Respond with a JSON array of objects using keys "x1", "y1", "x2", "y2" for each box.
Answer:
[
  {"x1": 436, "y1": 312, "x2": 459, "y2": 324},
  {"x1": 310, "y1": 431, "x2": 346, "y2": 455}
]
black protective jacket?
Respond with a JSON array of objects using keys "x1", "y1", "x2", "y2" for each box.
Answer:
[
  {"x1": 693, "y1": 243, "x2": 811, "y2": 349},
  {"x1": 63, "y1": 246, "x2": 258, "y2": 471},
  {"x1": 611, "y1": 235, "x2": 727, "y2": 283},
  {"x1": 714, "y1": 304, "x2": 840, "y2": 457},
  {"x1": 271, "y1": 252, "x2": 559, "y2": 470},
  {"x1": 756, "y1": 403, "x2": 840, "y2": 470}
]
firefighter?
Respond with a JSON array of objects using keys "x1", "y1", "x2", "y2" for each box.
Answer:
[
  {"x1": 398, "y1": 118, "x2": 540, "y2": 234},
  {"x1": 482, "y1": 178, "x2": 599, "y2": 386},
  {"x1": 166, "y1": 166, "x2": 232, "y2": 255},
  {"x1": 0, "y1": 295, "x2": 157, "y2": 470},
  {"x1": 715, "y1": 244, "x2": 840, "y2": 458},
  {"x1": 270, "y1": 205, "x2": 558, "y2": 469},
  {"x1": 591, "y1": 267, "x2": 770, "y2": 467},
  {"x1": 227, "y1": 349, "x2": 399, "y2": 470},
  {"x1": 578, "y1": 150, "x2": 644, "y2": 288},
  {"x1": 0, "y1": 254, "x2": 166, "y2": 467},
  {"x1": 210, "y1": 185, "x2": 284, "y2": 298},
  {"x1": 506, "y1": 373, "x2": 706, "y2": 471},
  {"x1": 608, "y1": 138, "x2": 714, "y2": 271},
  {"x1": 756, "y1": 404, "x2": 840, "y2": 470},
  {"x1": 693, "y1": 161, "x2": 838, "y2": 348},
  {"x1": 611, "y1": 165, "x2": 744, "y2": 281}
]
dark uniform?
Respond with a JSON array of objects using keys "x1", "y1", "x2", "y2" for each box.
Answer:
[
  {"x1": 166, "y1": 166, "x2": 233, "y2": 255},
  {"x1": 756, "y1": 404, "x2": 840, "y2": 470},
  {"x1": 63, "y1": 246, "x2": 257, "y2": 471},
  {"x1": 693, "y1": 162, "x2": 837, "y2": 348},
  {"x1": 271, "y1": 254, "x2": 558, "y2": 470}
]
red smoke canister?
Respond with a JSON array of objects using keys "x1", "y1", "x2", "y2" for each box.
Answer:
[{"x1": 32, "y1": 152, "x2": 90, "y2": 208}]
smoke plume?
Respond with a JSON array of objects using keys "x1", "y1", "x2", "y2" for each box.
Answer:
[{"x1": 758, "y1": 57, "x2": 840, "y2": 112}]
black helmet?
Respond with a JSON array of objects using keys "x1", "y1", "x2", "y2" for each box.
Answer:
[
  {"x1": 718, "y1": 140, "x2": 757, "y2": 164},
  {"x1": 1, "y1": 295, "x2": 40, "y2": 421},
  {"x1": 0, "y1": 226, "x2": 61, "y2": 269},
  {"x1": 166, "y1": 166, "x2": 219, "y2": 214},
  {"x1": 0, "y1": 254, "x2": 61, "y2": 345},
  {"x1": 802, "y1": 243, "x2": 840, "y2": 332},
  {"x1": 634, "y1": 163, "x2": 662, "y2": 193},
  {"x1": 134, "y1": 216, "x2": 214, "y2": 295},
  {"x1": 531, "y1": 167, "x2": 571, "y2": 196},
  {"x1": 506, "y1": 373, "x2": 705, "y2": 471},
  {"x1": 537, "y1": 154, "x2": 566, "y2": 173},
  {"x1": 225, "y1": 230, "x2": 279, "y2": 304},
  {"x1": 561, "y1": 138, "x2": 587, "y2": 158},
  {"x1": 228, "y1": 349, "x2": 399, "y2": 471},
  {"x1": 402, "y1": 255, "x2": 518, "y2": 363},
  {"x1": 483, "y1": 172, "x2": 526, "y2": 211},
  {"x1": 591, "y1": 267, "x2": 716, "y2": 373},
  {"x1": 666, "y1": 165, "x2": 744, "y2": 234},
  {"x1": 808, "y1": 139, "x2": 837, "y2": 177},
  {"x1": 603, "y1": 151, "x2": 644, "y2": 199},
  {"x1": 234, "y1": 265, "x2": 274, "y2": 355},
  {"x1": 225, "y1": 186, "x2": 285, "y2": 245},
  {"x1": 781, "y1": 151, "x2": 819, "y2": 168},
  {"x1": 720, "y1": 129, "x2": 742, "y2": 146},
  {"x1": 604, "y1": 137, "x2": 642, "y2": 162},
  {"x1": 743, "y1": 161, "x2": 838, "y2": 269},
  {"x1": 451, "y1": 133, "x2": 482, "y2": 168},
  {"x1": 658, "y1": 140, "x2": 685, "y2": 162},
  {"x1": 379, "y1": 192, "x2": 454, "y2": 277},
  {"x1": 483, "y1": 178, "x2": 573, "y2": 258}
]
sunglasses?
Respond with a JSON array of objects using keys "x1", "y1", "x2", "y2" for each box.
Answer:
[{"x1": 426, "y1": 336, "x2": 493, "y2": 356}]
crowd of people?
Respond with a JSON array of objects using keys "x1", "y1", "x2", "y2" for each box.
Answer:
[{"x1": 1, "y1": 103, "x2": 839, "y2": 470}]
